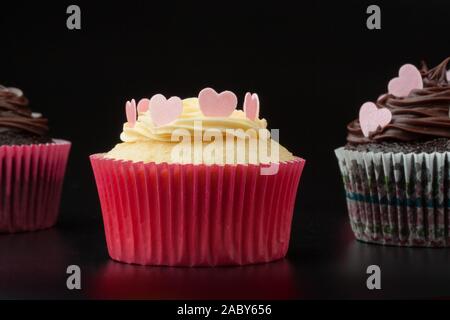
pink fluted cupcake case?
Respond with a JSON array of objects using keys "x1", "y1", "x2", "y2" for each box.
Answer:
[
  {"x1": 90, "y1": 155, "x2": 305, "y2": 266},
  {"x1": 0, "y1": 139, "x2": 71, "y2": 233}
]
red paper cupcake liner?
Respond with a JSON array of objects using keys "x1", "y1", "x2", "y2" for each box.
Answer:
[
  {"x1": 90, "y1": 155, "x2": 305, "y2": 266},
  {"x1": 0, "y1": 139, "x2": 71, "y2": 233}
]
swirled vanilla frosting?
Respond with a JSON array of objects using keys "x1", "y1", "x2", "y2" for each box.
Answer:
[
  {"x1": 120, "y1": 98, "x2": 268, "y2": 143},
  {"x1": 107, "y1": 96, "x2": 295, "y2": 164}
]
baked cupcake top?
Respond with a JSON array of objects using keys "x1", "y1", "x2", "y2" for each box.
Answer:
[
  {"x1": 0, "y1": 85, "x2": 50, "y2": 146},
  {"x1": 346, "y1": 57, "x2": 450, "y2": 152},
  {"x1": 107, "y1": 88, "x2": 295, "y2": 164}
]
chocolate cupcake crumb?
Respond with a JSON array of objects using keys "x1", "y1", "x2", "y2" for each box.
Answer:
[
  {"x1": 0, "y1": 131, "x2": 52, "y2": 146},
  {"x1": 345, "y1": 138, "x2": 450, "y2": 153}
]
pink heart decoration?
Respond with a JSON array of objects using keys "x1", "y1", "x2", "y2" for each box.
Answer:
[
  {"x1": 198, "y1": 88, "x2": 237, "y2": 117},
  {"x1": 149, "y1": 94, "x2": 183, "y2": 127},
  {"x1": 125, "y1": 99, "x2": 137, "y2": 127},
  {"x1": 377, "y1": 93, "x2": 387, "y2": 102},
  {"x1": 137, "y1": 98, "x2": 150, "y2": 113},
  {"x1": 387, "y1": 64, "x2": 423, "y2": 97},
  {"x1": 243, "y1": 92, "x2": 260, "y2": 120},
  {"x1": 359, "y1": 102, "x2": 392, "y2": 137}
]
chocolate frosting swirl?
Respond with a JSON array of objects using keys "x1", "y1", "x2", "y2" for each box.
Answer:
[
  {"x1": 347, "y1": 57, "x2": 450, "y2": 144},
  {"x1": 0, "y1": 86, "x2": 49, "y2": 136}
]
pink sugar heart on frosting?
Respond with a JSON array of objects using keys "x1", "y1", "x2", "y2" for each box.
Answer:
[
  {"x1": 198, "y1": 88, "x2": 237, "y2": 117},
  {"x1": 149, "y1": 94, "x2": 183, "y2": 127},
  {"x1": 137, "y1": 98, "x2": 150, "y2": 113},
  {"x1": 387, "y1": 64, "x2": 423, "y2": 97},
  {"x1": 243, "y1": 92, "x2": 260, "y2": 120},
  {"x1": 359, "y1": 102, "x2": 392, "y2": 138},
  {"x1": 377, "y1": 93, "x2": 387, "y2": 102},
  {"x1": 125, "y1": 99, "x2": 137, "y2": 127}
]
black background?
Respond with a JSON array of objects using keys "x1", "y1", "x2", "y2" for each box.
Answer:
[{"x1": 1, "y1": 0, "x2": 450, "y2": 299}]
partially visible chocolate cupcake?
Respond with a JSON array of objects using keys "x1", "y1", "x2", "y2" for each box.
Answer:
[
  {"x1": 0, "y1": 85, "x2": 71, "y2": 233},
  {"x1": 0, "y1": 85, "x2": 52, "y2": 145},
  {"x1": 335, "y1": 57, "x2": 450, "y2": 247}
]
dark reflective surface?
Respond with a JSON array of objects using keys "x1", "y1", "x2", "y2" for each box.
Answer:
[
  {"x1": 1, "y1": 0, "x2": 450, "y2": 300},
  {"x1": 1, "y1": 209, "x2": 450, "y2": 299},
  {"x1": 87, "y1": 259, "x2": 301, "y2": 300}
]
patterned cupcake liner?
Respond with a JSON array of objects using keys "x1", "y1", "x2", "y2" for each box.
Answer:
[
  {"x1": 335, "y1": 147, "x2": 450, "y2": 247},
  {"x1": 90, "y1": 155, "x2": 305, "y2": 266},
  {"x1": 0, "y1": 139, "x2": 71, "y2": 233}
]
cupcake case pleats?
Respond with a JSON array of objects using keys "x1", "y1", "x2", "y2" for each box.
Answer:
[
  {"x1": 0, "y1": 140, "x2": 71, "y2": 233},
  {"x1": 90, "y1": 155, "x2": 305, "y2": 266},
  {"x1": 335, "y1": 147, "x2": 450, "y2": 247}
]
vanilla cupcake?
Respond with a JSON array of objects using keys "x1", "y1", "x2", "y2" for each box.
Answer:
[{"x1": 91, "y1": 88, "x2": 305, "y2": 266}]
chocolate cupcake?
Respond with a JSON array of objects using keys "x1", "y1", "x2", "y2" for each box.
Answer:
[
  {"x1": 0, "y1": 85, "x2": 51, "y2": 145},
  {"x1": 0, "y1": 85, "x2": 71, "y2": 233},
  {"x1": 335, "y1": 57, "x2": 450, "y2": 247}
]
